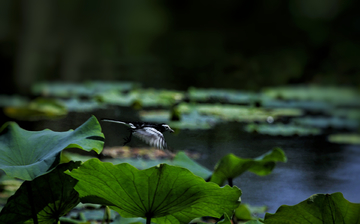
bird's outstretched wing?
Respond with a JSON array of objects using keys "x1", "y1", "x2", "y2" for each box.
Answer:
[
  {"x1": 133, "y1": 127, "x2": 167, "y2": 149},
  {"x1": 101, "y1": 119, "x2": 135, "y2": 128}
]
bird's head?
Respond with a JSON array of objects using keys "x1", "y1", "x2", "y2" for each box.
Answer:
[{"x1": 161, "y1": 124, "x2": 174, "y2": 133}]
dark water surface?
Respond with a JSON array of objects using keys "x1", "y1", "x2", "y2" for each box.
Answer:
[{"x1": 21, "y1": 107, "x2": 360, "y2": 215}]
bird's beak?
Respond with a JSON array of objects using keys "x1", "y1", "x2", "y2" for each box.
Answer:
[{"x1": 169, "y1": 128, "x2": 174, "y2": 133}]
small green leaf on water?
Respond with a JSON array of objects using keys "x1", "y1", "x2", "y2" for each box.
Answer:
[
  {"x1": 0, "y1": 115, "x2": 104, "y2": 180},
  {"x1": 211, "y1": 148, "x2": 287, "y2": 185},
  {"x1": 235, "y1": 204, "x2": 267, "y2": 221},
  {"x1": 264, "y1": 192, "x2": 360, "y2": 224},
  {"x1": 66, "y1": 159, "x2": 241, "y2": 224}
]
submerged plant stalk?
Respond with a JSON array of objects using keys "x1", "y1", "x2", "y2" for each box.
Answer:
[
  {"x1": 25, "y1": 181, "x2": 39, "y2": 224},
  {"x1": 146, "y1": 214, "x2": 152, "y2": 224}
]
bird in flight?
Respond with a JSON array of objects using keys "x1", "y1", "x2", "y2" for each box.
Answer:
[{"x1": 101, "y1": 119, "x2": 174, "y2": 150}]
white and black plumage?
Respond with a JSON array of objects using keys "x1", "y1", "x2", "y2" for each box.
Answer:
[{"x1": 101, "y1": 119, "x2": 174, "y2": 150}]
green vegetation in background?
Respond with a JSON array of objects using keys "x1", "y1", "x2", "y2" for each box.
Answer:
[
  {"x1": 3, "y1": 98, "x2": 67, "y2": 121},
  {"x1": 263, "y1": 86, "x2": 360, "y2": 106},
  {"x1": 245, "y1": 123, "x2": 322, "y2": 136}
]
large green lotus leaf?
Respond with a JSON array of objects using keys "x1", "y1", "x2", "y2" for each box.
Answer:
[
  {"x1": 171, "y1": 151, "x2": 212, "y2": 179},
  {"x1": 264, "y1": 192, "x2": 360, "y2": 224},
  {"x1": 102, "y1": 151, "x2": 212, "y2": 180},
  {"x1": 0, "y1": 161, "x2": 81, "y2": 224},
  {"x1": 210, "y1": 148, "x2": 286, "y2": 185},
  {"x1": 0, "y1": 115, "x2": 104, "y2": 181},
  {"x1": 66, "y1": 159, "x2": 241, "y2": 224}
]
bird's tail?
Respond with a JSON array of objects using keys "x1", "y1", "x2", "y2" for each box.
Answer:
[{"x1": 101, "y1": 119, "x2": 130, "y2": 127}]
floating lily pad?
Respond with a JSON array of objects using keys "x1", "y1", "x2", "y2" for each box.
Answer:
[
  {"x1": 59, "y1": 98, "x2": 105, "y2": 112},
  {"x1": 139, "y1": 110, "x2": 218, "y2": 130},
  {"x1": 264, "y1": 192, "x2": 360, "y2": 224},
  {"x1": 133, "y1": 89, "x2": 185, "y2": 107},
  {"x1": 245, "y1": 123, "x2": 322, "y2": 136},
  {"x1": 32, "y1": 82, "x2": 94, "y2": 97},
  {"x1": 97, "y1": 89, "x2": 185, "y2": 108},
  {"x1": 0, "y1": 95, "x2": 29, "y2": 107},
  {"x1": 177, "y1": 103, "x2": 302, "y2": 123},
  {"x1": 260, "y1": 97, "x2": 333, "y2": 112},
  {"x1": 329, "y1": 108, "x2": 360, "y2": 120},
  {"x1": 293, "y1": 116, "x2": 359, "y2": 130},
  {"x1": 210, "y1": 148, "x2": 287, "y2": 186},
  {"x1": 66, "y1": 159, "x2": 241, "y2": 224},
  {"x1": 95, "y1": 90, "x2": 137, "y2": 106},
  {"x1": 188, "y1": 87, "x2": 259, "y2": 104},
  {"x1": 0, "y1": 161, "x2": 81, "y2": 224},
  {"x1": 328, "y1": 133, "x2": 360, "y2": 145},
  {"x1": 0, "y1": 115, "x2": 104, "y2": 181},
  {"x1": 32, "y1": 81, "x2": 139, "y2": 98},
  {"x1": 138, "y1": 110, "x2": 170, "y2": 123},
  {"x1": 3, "y1": 98, "x2": 67, "y2": 120},
  {"x1": 86, "y1": 81, "x2": 140, "y2": 93},
  {"x1": 263, "y1": 85, "x2": 360, "y2": 107}
]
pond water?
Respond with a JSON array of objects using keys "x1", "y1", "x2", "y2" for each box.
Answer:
[{"x1": 21, "y1": 106, "x2": 360, "y2": 216}]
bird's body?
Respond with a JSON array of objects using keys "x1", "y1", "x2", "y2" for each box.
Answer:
[{"x1": 101, "y1": 119, "x2": 174, "y2": 150}]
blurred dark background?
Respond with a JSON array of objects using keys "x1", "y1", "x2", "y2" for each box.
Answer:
[{"x1": 1, "y1": 0, "x2": 360, "y2": 95}]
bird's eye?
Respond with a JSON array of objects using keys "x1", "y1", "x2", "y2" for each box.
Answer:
[{"x1": 162, "y1": 124, "x2": 169, "y2": 129}]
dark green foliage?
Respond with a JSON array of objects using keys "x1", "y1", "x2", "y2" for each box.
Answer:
[
  {"x1": 264, "y1": 192, "x2": 360, "y2": 224},
  {"x1": 0, "y1": 161, "x2": 81, "y2": 224}
]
